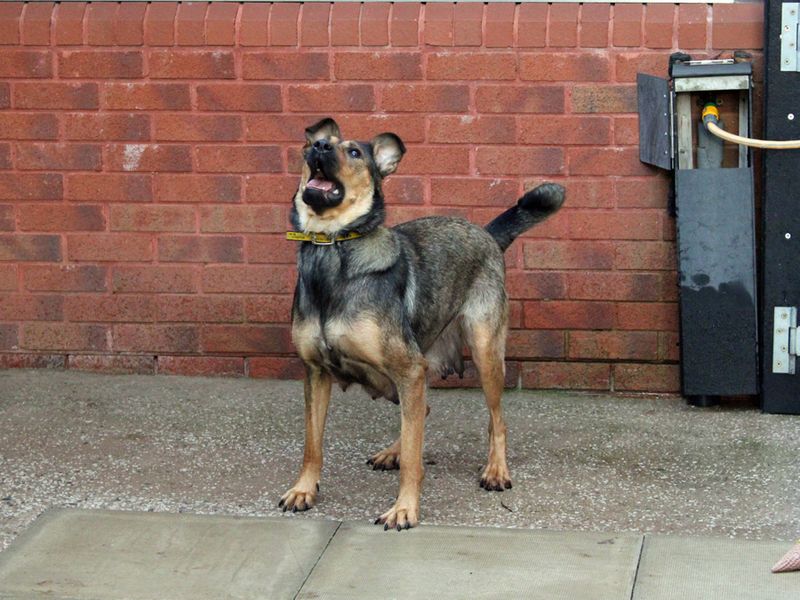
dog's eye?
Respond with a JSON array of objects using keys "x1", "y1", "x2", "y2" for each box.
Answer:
[{"x1": 348, "y1": 148, "x2": 362, "y2": 159}]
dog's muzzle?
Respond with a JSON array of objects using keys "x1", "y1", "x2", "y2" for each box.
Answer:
[{"x1": 303, "y1": 140, "x2": 344, "y2": 214}]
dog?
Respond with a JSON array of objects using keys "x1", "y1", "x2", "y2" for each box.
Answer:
[{"x1": 279, "y1": 118, "x2": 564, "y2": 531}]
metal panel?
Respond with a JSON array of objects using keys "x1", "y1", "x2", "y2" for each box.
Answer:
[
  {"x1": 762, "y1": 0, "x2": 800, "y2": 413},
  {"x1": 675, "y1": 168, "x2": 759, "y2": 396},
  {"x1": 673, "y1": 75, "x2": 750, "y2": 92},
  {"x1": 781, "y1": 3, "x2": 799, "y2": 72},
  {"x1": 637, "y1": 74, "x2": 672, "y2": 170}
]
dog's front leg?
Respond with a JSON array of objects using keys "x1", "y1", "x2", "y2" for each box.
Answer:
[
  {"x1": 279, "y1": 365, "x2": 332, "y2": 512},
  {"x1": 375, "y1": 358, "x2": 427, "y2": 530}
]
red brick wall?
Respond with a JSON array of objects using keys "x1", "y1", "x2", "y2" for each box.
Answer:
[{"x1": 0, "y1": 2, "x2": 765, "y2": 392}]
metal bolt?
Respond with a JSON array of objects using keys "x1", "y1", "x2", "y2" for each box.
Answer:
[
  {"x1": 782, "y1": 346, "x2": 788, "y2": 352},
  {"x1": 790, "y1": 114, "x2": 796, "y2": 121},
  {"x1": 786, "y1": 233, "x2": 792, "y2": 239},
  {"x1": 777, "y1": 361, "x2": 783, "y2": 367}
]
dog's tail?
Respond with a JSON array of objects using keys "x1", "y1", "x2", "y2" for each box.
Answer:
[{"x1": 485, "y1": 182, "x2": 565, "y2": 252}]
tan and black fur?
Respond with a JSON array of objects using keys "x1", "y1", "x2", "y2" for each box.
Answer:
[{"x1": 279, "y1": 118, "x2": 565, "y2": 530}]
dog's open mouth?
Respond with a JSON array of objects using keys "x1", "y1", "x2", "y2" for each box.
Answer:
[{"x1": 306, "y1": 171, "x2": 342, "y2": 199}]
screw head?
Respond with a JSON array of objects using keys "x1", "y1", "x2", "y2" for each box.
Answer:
[{"x1": 786, "y1": 232, "x2": 793, "y2": 239}]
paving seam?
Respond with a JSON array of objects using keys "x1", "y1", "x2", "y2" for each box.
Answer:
[
  {"x1": 293, "y1": 520, "x2": 343, "y2": 600},
  {"x1": 628, "y1": 535, "x2": 647, "y2": 600}
]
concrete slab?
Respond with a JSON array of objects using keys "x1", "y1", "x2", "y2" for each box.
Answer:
[
  {"x1": 0, "y1": 509, "x2": 339, "y2": 600},
  {"x1": 296, "y1": 521, "x2": 643, "y2": 600},
  {"x1": 633, "y1": 535, "x2": 799, "y2": 600}
]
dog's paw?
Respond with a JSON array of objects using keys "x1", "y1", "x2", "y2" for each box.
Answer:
[
  {"x1": 479, "y1": 463, "x2": 512, "y2": 492},
  {"x1": 374, "y1": 501, "x2": 419, "y2": 531},
  {"x1": 278, "y1": 485, "x2": 318, "y2": 512},
  {"x1": 366, "y1": 443, "x2": 400, "y2": 471}
]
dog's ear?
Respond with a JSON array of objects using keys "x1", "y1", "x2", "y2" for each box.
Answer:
[
  {"x1": 371, "y1": 133, "x2": 406, "y2": 177},
  {"x1": 305, "y1": 118, "x2": 341, "y2": 144}
]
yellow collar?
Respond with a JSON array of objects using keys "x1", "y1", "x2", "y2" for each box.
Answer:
[{"x1": 286, "y1": 231, "x2": 363, "y2": 245}]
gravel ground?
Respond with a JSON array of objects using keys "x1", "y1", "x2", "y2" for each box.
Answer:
[{"x1": 1, "y1": 369, "x2": 799, "y2": 551}]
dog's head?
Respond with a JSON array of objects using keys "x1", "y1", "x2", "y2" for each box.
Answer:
[{"x1": 292, "y1": 118, "x2": 405, "y2": 235}]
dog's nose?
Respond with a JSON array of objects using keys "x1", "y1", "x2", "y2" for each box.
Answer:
[{"x1": 312, "y1": 139, "x2": 333, "y2": 153}]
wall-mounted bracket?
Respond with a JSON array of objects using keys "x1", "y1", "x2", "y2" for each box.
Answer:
[
  {"x1": 772, "y1": 306, "x2": 798, "y2": 374},
  {"x1": 782, "y1": 3, "x2": 799, "y2": 72}
]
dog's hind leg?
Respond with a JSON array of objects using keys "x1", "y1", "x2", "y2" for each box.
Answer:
[
  {"x1": 466, "y1": 315, "x2": 513, "y2": 492},
  {"x1": 279, "y1": 365, "x2": 332, "y2": 512},
  {"x1": 367, "y1": 403, "x2": 430, "y2": 471}
]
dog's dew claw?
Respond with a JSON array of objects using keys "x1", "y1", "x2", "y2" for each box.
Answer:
[
  {"x1": 505, "y1": 481, "x2": 512, "y2": 489},
  {"x1": 384, "y1": 523, "x2": 389, "y2": 531},
  {"x1": 278, "y1": 498, "x2": 285, "y2": 508}
]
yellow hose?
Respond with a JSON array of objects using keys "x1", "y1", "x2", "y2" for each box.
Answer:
[{"x1": 701, "y1": 104, "x2": 800, "y2": 150}]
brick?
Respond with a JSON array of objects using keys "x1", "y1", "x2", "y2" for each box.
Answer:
[
  {"x1": 0, "y1": 294, "x2": 63, "y2": 321},
  {"x1": 176, "y1": 1, "x2": 206, "y2": 46},
  {"x1": 103, "y1": 144, "x2": 191, "y2": 173},
  {"x1": 205, "y1": 2, "x2": 237, "y2": 45},
  {"x1": 0, "y1": 234, "x2": 60, "y2": 261},
  {"x1": 64, "y1": 295, "x2": 156, "y2": 322},
  {"x1": 506, "y1": 329, "x2": 565, "y2": 359},
  {"x1": 244, "y1": 295, "x2": 293, "y2": 322},
  {"x1": 613, "y1": 5, "x2": 643, "y2": 48},
  {"x1": 113, "y1": 325, "x2": 199, "y2": 353},
  {"x1": 571, "y1": 85, "x2": 637, "y2": 113},
  {"x1": 16, "y1": 143, "x2": 101, "y2": 171},
  {"x1": 0, "y1": 353, "x2": 65, "y2": 369},
  {"x1": 157, "y1": 295, "x2": 243, "y2": 323},
  {"x1": 25, "y1": 265, "x2": 106, "y2": 292},
  {"x1": 431, "y1": 178, "x2": 518, "y2": 207},
  {"x1": 197, "y1": 84, "x2": 283, "y2": 113},
  {"x1": 327, "y1": 114, "x2": 427, "y2": 143},
  {"x1": 150, "y1": 50, "x2": 235, "y2": 79},
  {"x1": 382, "y1": 84, "x2": 468, "y2": 112},
  {"x1": 103, "y1": 83, "x2": 191, "y2": 111},
  {"x1": 239, "y1": 3, "x2": 268, "y2": 47},
  {"x1": 383, "y1": 176, "x2": 425, "y2": 205},
  {"x1": 523, "y1": 240, "x2": 615, "y2": 270},
  {"x1": 0, "y1": 83, "x2": 8, "y2": 109},
  {"x1": 0, "y1": 324, "x2": 18, "y2": 351},
  {"x1": 330, "y1": 3, "x2": 360, "y2": 46},
  {"x1": 242, "y1": 52, "x2": 329, "y2": 80},
  {"x1": 109, "y1": 205, "x2": 195, "y2": 232},
  {"x1": 85, "y1": 2, "x2": 116, "y2": 45},
  {"x1": 424, "y1": 3, "x2": 453, "y2": 47},
  {"x1": 300, "y1": 3, "x2": 330, "y2": 47},
  {"x1": 0, "y1": 3, "x2": 22, "y2": 45},
  {"x1": 23, "y1": 323, "x2": 109, "y2": 352},
  {"x1": 485, "y1": 3, "x2": 515, "y2": 48},
  {"x1": 520, "y1": 52, "x2": 610, "y2": 82},
  {"x1": 18, "y1": 204, "x2": 105, "y2": 232},
  {"x1": 53, "y1": 2, "x2": 83, "y2": 45},
  {"x1": 201, "y1": 324, "x2": 292, "y2": 354},
  {"x1": 0, "y1": 173, "x2": 62, "y2": 201},
  {"x1": 506, "y1": 271, "x2": 567, "y2": 301},
  {"x1": 21, "y1": 2, "x2": 53, "y2": 46},
  {"x1": 202, "y1": 265, "x2": 295, "y2": 294},
  {"x1": 360, "y1": 2, "x2": 390, "y2": 46},
  {"x1": 614, "y1": 116, "x2": 639, "y2": 145},
  {"x1": 428, "y1": 115, "x2": 513, "y2": 144},
  {"x1": 68, "y1": 355, "x2": 155, "y2": 375},
  {"x1": 14, "y1": 82, "x2": 98, "y2": 110},
  {"x1": 269, "y1": 3, "x2": 299, "y2": 46},
  {"x1": 570, "y1": 209, "x2": 661, "y2": 241},
  {"x1": 713, "y1": 4, "x2": 764, "y2": 50},
  {"x1": 0, "y1": 205, "x2": 13, "y2": 230},
  {"x1": 615, "y1": 302, "x2": 678, "y2": 331},
  {"x1": 659, "y1": 331, "x2": 680, "y2": 362},
  {"x1": 580, "y1": 4, "x2": 610, "y2": 48},
  {"x1": 400, "y1": 146, "x2": 470, "y2": 175},
  {"x1": 246, "y1": 234, "x2": 300, "y2": 264},
  {"x1": 158, "y1": 356, "x2": 245, "y2": 377},
  {"x1": 335, "y1": 52, "x2": 421, "y2": 80},
  {"x1": 154, "y1": 175, "x2": 241, "y2": 204},
  {"x1": 158, "y1": 236, "x2": 244, "y2": 263},
  {"x1": 645, "y1": 4, "x2": 675, "y2": 49},
  {"x1": 112, "y1": 266, "x2": 198, "y2": 294},
  {"x1": 522, "y1": 361, "x2": 610, "y2": 390},
  {"x1": 64, "y1": 113, "x2": 150, "y2": 142},
  {"x1": 476, "y1": 147, "x2": 564, "y2": 176},
  {"x1": 453, "y1": 3, "x2": 482, "y2": 47},
  {"x1": 615, "y1": 363, "x2": 680, "y2": 393},
  {"x1": 0, "y1": 144, "x2": 11, "y2": 169},
  {"x1": 66, "y1": 174, "x2": 151, "y2": 202},
  {"x1": 200, "y1": 205, "x2": 286, "y2": 233},
  {"x1": 390, "y1": 3, "x2": 419, "y2": 47},
  {"x1": 0, "y1": 265, "x2": 18, "y2": 291},
  {"x1": 59, "y1": 51, "x2": 143, "y2": 79},
  {"x1": 549, "y1": 3, "x2": 579, "y2": 47},
  {"x1": 678, "y1": 5, "x2": 707, "y2": 50},
  {"x1": 153, "y1": 114, "x2": 241, "y2": 142},
  {"x1": 428, "y1": 52, "x2": 516, "y2": 80},
  {"x1": 517, "y1": 4, "x2": 547, "y2": 48},
  {"x1": 144, "y1": 3, "x2": 177, "y2": 46},
  {"x1": 616, "y1": 177, "x2": 670, "y2": 208},
  {"x1": 567, "y1": 272, "x2": 676, "y2": 302},
  {"x1": 518, "y1": 115, "x2": 612, "y2": 145},
  {"x1": 615, "y1": 241, "x2": 676, "y2": 271},
  {"x1": 286, "y1": 84, "x2": 375, "y2": 112},
  {"x1": 569, "y1": 147, "x2": 653, "y2": 177},
  {"x1": 248, "y1": 357, "x2": 305, "y2": 380},
  {"x1": 115, "y1": 2, "x2": 146, "y2": 46},
  {"x1": 476, "y1": 85, "x2": 564, "y2": 113},
  {"x1": 524, "y1": 300, "x2": 615, "y2": 330},
  {"x1": 245, "y1": 175, "x2": 302, "y2": 204},
  {"x1": 196, "y1": 145, "x2": 282, "y2": 174},
  {"x1": 67, "y1": 233, "x2": 153, "y2": 262}
]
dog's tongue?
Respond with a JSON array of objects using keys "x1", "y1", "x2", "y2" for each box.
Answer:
[{"x1": 307, "y1": 178, "x2": 334, "y2": 192}]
